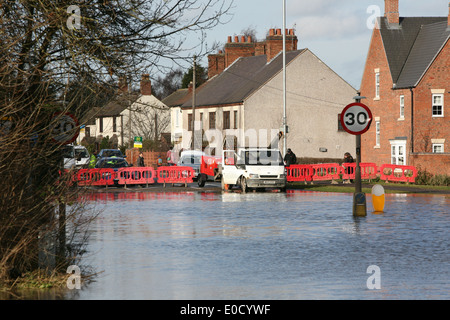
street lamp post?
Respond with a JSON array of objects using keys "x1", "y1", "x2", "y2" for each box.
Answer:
[{"x1": 282, "y1": 0, "x2": 287, "y2": 156}]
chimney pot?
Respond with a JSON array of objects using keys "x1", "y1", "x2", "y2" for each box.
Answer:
[
  {"x1": 227, "y1": 36, "x2": 232, "y2": 43},
  {"x1": 276, "y1": 28, "x2": 281, "y2": 35},
  {"x1": 234, "y1": 36, "x2": 239, "y2": 42},
  {"x1": 269, "y1": 29, "x2": 275, "y2": 36},
  {"x1": 247, "y1": 36, "x2": 252, "y2": 43}
]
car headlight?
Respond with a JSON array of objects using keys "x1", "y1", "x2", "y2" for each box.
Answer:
[
  {"x1": 279, "y1": 174, "x2": 286, "y2": 178},
  {"x1": 249, "y1": 174, "x2": 259, "y2": 179}
]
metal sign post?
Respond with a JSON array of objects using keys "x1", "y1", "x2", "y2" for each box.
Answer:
[{"x1": 340, "y1": 96, "x2": 372, "y2": 217}]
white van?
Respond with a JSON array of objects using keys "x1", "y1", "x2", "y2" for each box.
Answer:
[
  {"x1": 221, "y1": 148, "x2": 286, "y2": 192},
  {"x1": 62, "y1": 145, "x2": 76, "y2": 170},
  {"x1": 74, "y1": 145, "x2": 90, "y2": 169}
]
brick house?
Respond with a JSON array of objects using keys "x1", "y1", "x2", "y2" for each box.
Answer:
[{"x1": 360, "y1": 0, "x2": 450, "y2": 175}]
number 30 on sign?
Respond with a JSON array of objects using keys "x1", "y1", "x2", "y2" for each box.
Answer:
[{"x1": 340, "y1": 103, "x2": 373, "y2": 135}]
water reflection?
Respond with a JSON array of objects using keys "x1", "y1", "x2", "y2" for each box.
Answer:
[{"x1": 9, "y1": 190, "x2": 450, "y2": 300}]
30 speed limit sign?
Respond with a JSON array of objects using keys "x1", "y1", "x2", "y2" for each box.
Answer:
[{"x1": 340, "y1": 103, "x2": 373, "y2": 135}]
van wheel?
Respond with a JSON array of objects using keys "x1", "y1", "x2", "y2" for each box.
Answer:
[
  {"x1": 198, "y1": 174, "x2": 206, "y2": 187},
  {"x1": 241, "y1": 177, "x2": 248, "y2": 193}
]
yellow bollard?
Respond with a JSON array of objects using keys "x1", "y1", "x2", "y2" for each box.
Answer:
[{"x1": 371, "y1": 184, "x2": 385, "y2": 212}]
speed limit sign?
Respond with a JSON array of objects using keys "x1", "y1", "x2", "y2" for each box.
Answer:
[
  {"x1": 340, "y1": 103, "x2": 373, "y2": 135},
  {"x1": 50, "y1": 112, "x2": 80, "y2": 144}
]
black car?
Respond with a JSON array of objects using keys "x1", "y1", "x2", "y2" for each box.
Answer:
[
  {"x1": 97, "y1": 149, "x2": 126, "y2": 160},
  {"x1": 95, "y1": 157, "x2": 131, "y2": 186}
]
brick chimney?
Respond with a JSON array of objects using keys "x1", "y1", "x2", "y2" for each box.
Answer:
[
  {"x1": 207, "y1": 28, "x2": 298, "y2": 77},
  {"x1": 385, "y1": 0, "x2": 399, "y2": 25},
  {"x1": 140, "y1": 74, "x2": 152, "y2": 96},
  {"x1": 448, "y1": 2, "x2": 450, "y2": 27},
  {"x1": 265, "y1": 28, "x2": 298, "y2": 62},
  {"x1": 118, "y1": 76, "x2": 128, "y2": 94},
  {"x1": 224, "y1": 34, "x2": 256, "y2": 69}
]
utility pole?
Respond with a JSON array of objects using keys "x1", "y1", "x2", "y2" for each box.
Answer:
[
  {"x1": 282, "y1": 0, "x2": 287, "y2": 155},
  {"x1": 191, "y1": 55, "x2": 196, "y2": 150}
]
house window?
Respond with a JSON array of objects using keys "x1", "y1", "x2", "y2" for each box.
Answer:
[
  {"x1": 338, "y1": 114, "x2": 344, "y2": 131},
  {"x1": 200, "y1": 113, "x2": 203, "y2": 130},
  {"x1": 85, "y1": 127, "x2": 90, "y2": 137},
  {"x1": 209, "y1": 112, "x2": 216, "y2": 129},
  {"x1": 390, "y1": 140, "x2": 406, "y2": 165},
  {"x1": 188, "y1": 113, "x2": 193, "y2": 131},
  {"x1": 375, "y1": 72, "x2": 380, "y2": 98},
  {"x1": 399, "y1": 95, "x2": 405, "y2": 119},
  {"x1": 99, "y1": 117, "x2": 103, "y2": 133},
  {"x1": 432, "y1": 94, "x2": 443, "y2": 117},
  {"x1": 113, "y1": 116, "x2": 117, "y2": 132},
  {"x1": 234, "y1": 110, "x2": 238, "y2": 129},
  {"x1": 432, "y1": 144, "x2": 444, "y2": 153},
  {"x1": 223, "y1": 111, "x2": 230, "y2": 130},
  {"x1": 375, "y1": 121, "x2": 380, "y2": 146}
]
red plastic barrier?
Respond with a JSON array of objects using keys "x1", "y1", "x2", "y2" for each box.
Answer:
[
  {"x1": 311, "y1": 163, "x2": 342, "y2": 181},
  {"x1": 380, "y1": 164, "x2": 417, "y2": 183},
  {"x1": 156, "y1": 166, "x2": 195, "y2": 187},
  {"x1": 342, "y1": 163, "x2": 378, "y2": 181},
  {"x1": 117, "y1": 167, "x2": 156, "y2": 186},
  {"x1": 286, "y1": 165, "x2": 313, "y2": 182},
  {"x1": 76, "y1": 168, "x2": 116, "y2": 186}
]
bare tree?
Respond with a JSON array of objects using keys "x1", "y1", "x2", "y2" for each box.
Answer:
[{"x1": 0, "y1": 0, "x2": 233, "y2": 286}]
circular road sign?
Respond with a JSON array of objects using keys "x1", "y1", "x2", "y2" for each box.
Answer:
[
  {"x1": 50, "y1": 112, "x2": 80, "y2": 144},
  {"x1": 340, "y1": 102, "x2": 373, "y2": 135}
]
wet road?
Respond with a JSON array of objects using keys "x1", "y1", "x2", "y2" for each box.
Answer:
[{"x1": 67, "y1": 189, "x2": 449, "y2": 300}]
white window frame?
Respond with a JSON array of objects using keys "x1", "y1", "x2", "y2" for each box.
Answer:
[
  {"x1": 390, "y1": 140, "x2": 407, "y2": 165},
  {"x1": 375, "y1": 121, "x2": 380, "y2": 147},
  {"x1": 375, "y1": 72, "x2": 380, "y2": 99},
  {"x1": 432, "y1": 143, "x2": 444, "y2": 153},
  {"x1": 399, "y1": 95, "x2": 405, "y2": 119},
  {"x1": 432, "y1": 94, "x2": 444, "y2": 117}
]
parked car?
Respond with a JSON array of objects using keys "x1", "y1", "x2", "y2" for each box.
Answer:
[
  {"x1": 177, "y1": 150, "x2": 205, "y2": 180},
  {"x1": 95, "y1": 157, "x2": 131, "y2": 169},
  {"x1": 95, "y1": 157, "x2": 132, "y2": 186},
  {"x1": 74, "y1": 145, "x2": 90, "y2": 169},
  {"x1": 97, "y1": 149, "x2": 126, "y2": 160}
]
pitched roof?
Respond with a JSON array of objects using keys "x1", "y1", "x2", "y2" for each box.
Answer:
[
  {"x1": 161, "y1": 88, "x2": 189, "y2": 108},
  {"x1": 96, "y1": 93, "x2": 139, "y2": 117},
  {"x1": 181, "y1": 50, "x2": 306, "y2": 108},
  {"x1": 378, "y1": 16, "x2": 449, "y2": 87},
  {"x1": 396, "y1": 21, "x2": 450, "y2": 88}
]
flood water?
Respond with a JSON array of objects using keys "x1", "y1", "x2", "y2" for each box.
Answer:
[{"x1": 59, "y1": 188, "x2": 450, "y2": 300}]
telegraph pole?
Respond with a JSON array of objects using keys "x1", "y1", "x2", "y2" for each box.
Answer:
[
  {"x1": 191, "y1": 55, "x2": 196, "y2": 150},
  {"x1": 282, "y1": 0, "x2": 287, "y2": 155}
]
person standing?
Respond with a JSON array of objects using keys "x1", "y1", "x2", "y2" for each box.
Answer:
[
  {"x1": 343, "y1": 152, "x2": 354, "y2": 183},
  {"x1": 89, "y1": 151, "x2": 97, "y2": 168},
  {"x1": 166, "y1": 146, "x2": 175, "y2": 166},
  {"x1": 284, "y1": 148, "x2": 297, "y2": 167},
  {"x1": 137, "y1": 151, "x2": 145, "y2": 167},
  {"x1": 157, "y1": 155, "x2": 163, "y2": 167}
]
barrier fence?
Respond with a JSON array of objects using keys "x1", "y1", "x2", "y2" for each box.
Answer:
[
  {"x1": 64, "y1": 163, "x2": 418, "y2": 187},
  {"x1": 156, "y1": 166, "x2": 195, "y2": 187},
  {"x1": 287, "y1": 163, "x2": 416, "y2": 184}
]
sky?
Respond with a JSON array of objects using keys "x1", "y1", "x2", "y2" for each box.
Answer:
[{"x1": 193, "y1": 0, "x2": 449, "y2": 90}]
